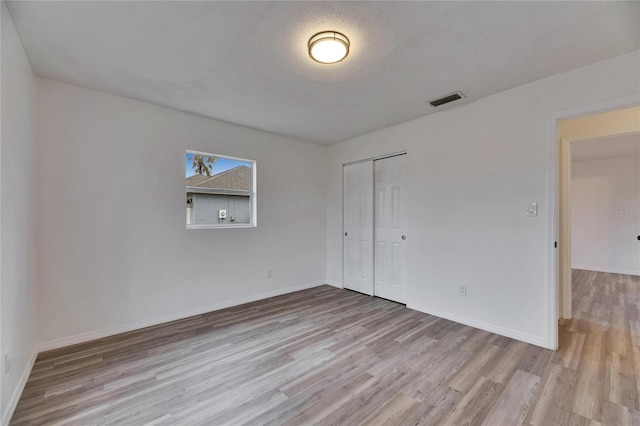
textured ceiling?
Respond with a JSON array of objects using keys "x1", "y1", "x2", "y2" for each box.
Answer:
[
  {"x1": 572, "y1": 132, "x2": 640, "y2": 162},
  {"x1": 6, "y1": 1, "x2": 640, "y2": 145}
]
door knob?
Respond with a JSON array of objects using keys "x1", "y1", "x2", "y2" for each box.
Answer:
[
  {"x1": 401, "y1": 235, "x2": 406, "y2": 240},
  {"x1": 345, "y1": 232, "x2": 348, "y2": 237}
]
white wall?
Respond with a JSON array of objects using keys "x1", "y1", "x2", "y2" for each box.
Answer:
[
  {"x1": 326, "y1": 50, "x2": 640, "y2": 348},
  {"x1": 36, "y1": 78, "x2": 327, "y2": 347},
  {"x1": 1, "y1": 1, "x2": 38, "y2": 422},
  {"x1": 572, "y1": 154, "x2": 640, "y2": 275}
]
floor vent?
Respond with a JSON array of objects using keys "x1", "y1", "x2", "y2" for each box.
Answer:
[{"x1": 428, "y1": 91, "x2": 465, "y2": 107}]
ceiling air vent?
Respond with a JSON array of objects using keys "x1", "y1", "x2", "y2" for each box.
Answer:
[{"x1": 428, "y1": 91, "x2": 465, "y2": 108}]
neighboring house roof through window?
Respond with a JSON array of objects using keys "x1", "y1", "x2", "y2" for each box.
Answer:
[{"x1": 186, "y1": 166, "x2": 251, "y2": 195}]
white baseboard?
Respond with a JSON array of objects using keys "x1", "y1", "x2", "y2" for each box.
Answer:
[
  {"x1": 326, "y1": 280, "x2": 343, "y2": 289},
  {"x1": 572, "y1": 265, "x2": 640, "y2": 276},
  {"x1": 37, "y1": 280, "x2": 327, "y2": 353},
  {"x1": 406, "y1": 302, "x2": 551, "y2": 349},
  {"x1": 2, "y1": 349, "x2": 38, "y2": 426}
]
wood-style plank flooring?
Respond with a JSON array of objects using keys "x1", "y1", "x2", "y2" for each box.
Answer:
[{"x1": 11, "y1": 270, "x2": 640, "y2": 425}]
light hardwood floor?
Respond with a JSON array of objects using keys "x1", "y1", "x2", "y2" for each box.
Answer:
[{"x1": 11, "y1": 270, "x2": 640, "y2": 425}]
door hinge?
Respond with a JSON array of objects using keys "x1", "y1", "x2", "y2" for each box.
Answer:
[{"x1": 554, "y1": 241, "x2": 558, "y2": 248}]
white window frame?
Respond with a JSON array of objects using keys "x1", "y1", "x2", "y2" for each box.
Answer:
[{"x1": 186, "y1": 150, "x2": 257, "y2": 230}]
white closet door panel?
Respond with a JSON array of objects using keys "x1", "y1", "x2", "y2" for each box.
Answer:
[
  {"x1": 343, "y1": 162, "x2": 374, "y2": 295},
  {"x1": 374, "y1": 155, "x2": 407, "y2": 303}
]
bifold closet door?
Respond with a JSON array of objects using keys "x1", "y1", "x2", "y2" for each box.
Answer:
[
  {"x1": 374, "y1": 154, "x2": 407, "y2": 304},
  {"x1": 343, "y1": 161, "x2": 374, "y2": 295}
]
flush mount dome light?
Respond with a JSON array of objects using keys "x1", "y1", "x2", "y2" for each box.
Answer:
[{"x1": 308, "y1": 31, "x2": 350, "y2": 64}]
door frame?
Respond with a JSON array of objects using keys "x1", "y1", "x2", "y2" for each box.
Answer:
[
  {"x1": 547, "y1": 94, "x2": 639, "y2": 349},
  {"x1": 343, "y1": 151, "x2": 408, "y2": 167},
  {"x1": 342, "y1": 150, "x2": 407, "y2": 298}
]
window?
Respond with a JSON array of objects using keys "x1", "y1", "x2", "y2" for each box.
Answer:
[{"x1": 185, "y1": 150, "x2": 256, "y2": 229}]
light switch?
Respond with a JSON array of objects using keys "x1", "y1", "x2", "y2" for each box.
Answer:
[{"x1": 526, "y1": 203, "x2": 537, "y2": 217}]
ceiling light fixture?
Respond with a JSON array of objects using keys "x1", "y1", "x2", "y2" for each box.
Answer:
[{"x1": 308, "y1": 31, "x2": 350, "y2": 64}]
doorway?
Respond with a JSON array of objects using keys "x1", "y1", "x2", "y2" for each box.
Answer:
[
  {"x1": 343, "y1": 153, "x2": 407, "y2": 304},
  {"x1": 556, "y1": 105, "x2": 640, "y2": 320}
]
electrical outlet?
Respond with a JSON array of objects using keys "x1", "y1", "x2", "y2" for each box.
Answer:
[
  {"x1": 267, "y1": 268, "x2": 273, "y2": 279},
  {"x1": 4, "y1": 350, "x2": 11, "y2": 375},
  {"x1": 458, "y1": 285, "x2": 467, "y2": 297}
]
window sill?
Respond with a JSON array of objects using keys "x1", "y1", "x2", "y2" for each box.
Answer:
[{"x1": 187, "y1": 223, "x2": 256, "y2": 230}]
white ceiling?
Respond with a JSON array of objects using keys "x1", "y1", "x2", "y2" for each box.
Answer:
[
  {"x1": 6, "y1": 1, "x2": 640, "y2": 145},
  {"x1": 572, "y1": 132, "x2": 640, "y2": 162}
]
